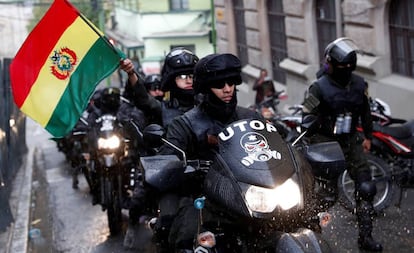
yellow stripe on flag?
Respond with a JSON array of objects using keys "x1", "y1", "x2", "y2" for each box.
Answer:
[{"x1": 20, "y1": 17, "x2": 100, "y2": 127}]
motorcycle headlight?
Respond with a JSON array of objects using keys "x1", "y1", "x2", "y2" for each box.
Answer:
[
  {"x1": 98, "y1": 135, "x2": 120, "y2": 149},
  {"x1": 245, "y1": 179, "x2": 301, "y2": 213}
]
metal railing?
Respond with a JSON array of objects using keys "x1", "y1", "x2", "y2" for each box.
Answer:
[{"x1": 0, "y1": 57, "x2": 27, "y2": 231}]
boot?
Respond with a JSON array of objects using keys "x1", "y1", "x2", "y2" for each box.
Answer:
[
  {"x1": 356, "y1": 200, "x2": 383, "y2": 252},
  {"x1": 358, "y1": 234, "x2": 383, "y2": 252},
  {"x1": 123, "y1": 216, "x2": 153, "y2": 250},
  {"x1": 72, "y1": 174, "x2": 79, "y2": 189}
]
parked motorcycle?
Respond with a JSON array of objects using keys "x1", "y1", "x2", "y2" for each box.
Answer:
[
  {"x1": 274, "y1": 97, "x2": 397, "y2": 213},
  {"x1": 139, "y1": 117, "x2": 345, "y2": 252},
  {"x1": 338, "y1": 97, "x2": 413, "y2": 213},
  {"x1": 339, "y1": 118, "x2": 414, "y2": 212},
  {"x1": 249, "y1": 90, "x2": 300, "y2": 141}
]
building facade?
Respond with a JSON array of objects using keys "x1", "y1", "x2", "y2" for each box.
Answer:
[
  {"x1": 107, "y1": 0, "x2": 215, "y2": 75},
  {"x1": 214, "y1": 0, "x2": 414, "y2": 119}
]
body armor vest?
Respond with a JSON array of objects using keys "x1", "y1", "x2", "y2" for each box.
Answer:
[{"x1": 314, "y1": 74, "x2": 367, "y2": 136}]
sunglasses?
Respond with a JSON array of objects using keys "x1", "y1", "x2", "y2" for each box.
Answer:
[
  {"x1": 210, "y1": 77, "x2": 239, "y2": 89},
  {"x1": 149, "y1": 84, "x2": 162, "y2": 91},
  {"x1": 177, "y1": 74, "x2": 194, "y2": 80}
]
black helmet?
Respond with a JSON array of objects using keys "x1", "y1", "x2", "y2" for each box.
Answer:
[
  {"x1": 100, "y1": 87, "x2": 120, "y2": 112},
  {"x1": 193, "y1": 53, "x2": 242, "y2": 94},
  {"x1": 144, "y1": 74, "x2": 162, "y2": 91},
  {"x1": 324, "y1": 37, "x2": 358, "y2": 70},
  {"x1": 161, "y1": 47, "x2": 199, "y2": 91}
]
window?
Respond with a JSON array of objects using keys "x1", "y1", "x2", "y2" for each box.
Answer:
[
  {"x1": 115, "y1": 0, "x2": 139, "y2": 12},
  {"x1": 389, "y1": 0, "x2": 414, "y2": 78},
  {"x1": 267, "y1": 0, "x2": 287, "y2": 84},
  {"x1": 170, "y1": 0, "x2": 189, "y2": 11},
  {"x1": 316, "y1": 0, "x2": 338, "y2": 63},
  {"x1": 232, "y1": 0, "x2": 248, "y2": 66}
]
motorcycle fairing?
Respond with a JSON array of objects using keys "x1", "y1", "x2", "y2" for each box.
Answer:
[
  {"x1": 217, "y1": 119, "x2": 297, "y2": 188},
  {"x1": 140, "y1": 155, "x2": 186, "y2": 192},
  {"x1": 276, "y1": 228, "x2": 332, "y2": 253},
  {"x1": 303, "y1": 141, "x2": 346, "y2": 180}
]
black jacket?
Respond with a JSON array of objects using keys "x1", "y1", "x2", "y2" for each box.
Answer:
[
  {"x1": 159, "y1": 103, "x2": 261, "y2": 160},
  {"x1": 306, "y1": 73, "x2": 373, "y2": 139}
]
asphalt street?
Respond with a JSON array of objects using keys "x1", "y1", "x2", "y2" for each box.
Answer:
[{"x1": 2, "y1": 117, "x2": 414, "y2": 252}]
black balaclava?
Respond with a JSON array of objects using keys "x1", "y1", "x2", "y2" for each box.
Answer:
[
  {"x1": 169, "y1": 86, "x2": 195, "y2": 109},
  {"x1": 203, "y1": 89, "x2": 237, "y2": 124},
  {"x1": 330, "y1": 66, "x2": 353, "y2": 86}
]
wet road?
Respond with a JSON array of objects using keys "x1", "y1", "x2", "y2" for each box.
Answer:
[
  {"x1": 27, "y1": 120, "x2": 130, "y2": 253},
  {"x1": 27, "y1": 119, "x2": 414, "y2": 253}
]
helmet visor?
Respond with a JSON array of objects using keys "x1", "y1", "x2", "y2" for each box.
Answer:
[
  {"x1": 329, "y1": 38, "x2": 359, "y2": 63},
  {"x1": 167, "y1": 48, "x2": 197, "y2": 68}
]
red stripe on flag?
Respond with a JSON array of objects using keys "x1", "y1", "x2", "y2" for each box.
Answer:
[{"x1": 10, "y1": 0, "x2": 78, "y2": 107}]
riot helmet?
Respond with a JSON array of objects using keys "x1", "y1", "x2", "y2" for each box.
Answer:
[
  {"x1": 144, "y1": 74, "x2": 164, "y2": 101},
  {"x1": 324, "y1": 37, "x2": 359, "y2": 86},
  {"x1": 194, "y1": 53, "x2": 242, "y2": 123},
  {"x1": 144, "y1": 74, "x2": 162, "y2": 91},
  {"x1": 100, "y1": 87, "x2": 121, "y2": 113},
  {"x1": 161, "y1": 47, "x2": 199, "y2": 92},
  {"x1": 325, "y1": 37, "x2": 358, "y2": 69},
  {"x1": 90, "y1": 89, "x2": 103, "y2": 109},
  {"x1": 193, "y1": 53, "x2": 242, "y2": 94}
]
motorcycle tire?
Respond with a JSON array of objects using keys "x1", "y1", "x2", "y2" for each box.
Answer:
[
  {"x1": 104, "y1": 177, "x2": 123, "y2": 236},
  {"x1": 337, "y1": 153, "x2": 395, "y2": 213}
]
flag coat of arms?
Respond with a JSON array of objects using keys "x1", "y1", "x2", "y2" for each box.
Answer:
[{"x1": 10, "y1": 0, "x2": 123, "y2": 137}]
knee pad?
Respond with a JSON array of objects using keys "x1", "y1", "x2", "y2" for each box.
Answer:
[{"x1": 356, "y1": 181, "x2": 377, "y2": 202}]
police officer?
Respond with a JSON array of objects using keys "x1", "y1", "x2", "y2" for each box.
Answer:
[
  {"x1": 157, "y1": 53, "x2": 261, "y2": 251},
  {"x1": 120, "y1": 47, "x2": 199, "y2": 128},
  {"x1": 303, "y1": 37, "x2": 382, "y2": 252},
  {"x1": 143, "y1": 73, "x2": 164, "y2": 101},
  {"x1": 119, "y1": 48, "x2": 199, "y2": 249}
]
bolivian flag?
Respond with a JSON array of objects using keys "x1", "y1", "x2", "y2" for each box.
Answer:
[{"x1": 10, "y1": 0, "x2": 123, "y2": 137}]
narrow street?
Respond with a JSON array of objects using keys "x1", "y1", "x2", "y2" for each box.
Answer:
[
  {"x1": 27, "y1": 119, "x2": 130, "y2": 253},
  {"x1": 26, "y1": 118, "x2": 414, "y2": 252}
]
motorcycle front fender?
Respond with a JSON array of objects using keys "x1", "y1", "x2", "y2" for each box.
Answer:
[
  {"x1": 103, "y1": 154, "x2": 116, "y2": 167},
  {"x1": 276, "y1": 228, "x2": 332, "y2": 253}
]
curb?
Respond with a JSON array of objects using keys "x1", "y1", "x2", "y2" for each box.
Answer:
[{"x1": 6, "y1": 146, "x2": 34, "y2": 253}]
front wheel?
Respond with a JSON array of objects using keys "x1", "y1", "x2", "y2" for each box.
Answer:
[
  {"x1": 104, "y1": 177, "x2": 123, "y2": 236},
  {"x1": 338, "y1": 153, "x2": 395, "y2": 213}
]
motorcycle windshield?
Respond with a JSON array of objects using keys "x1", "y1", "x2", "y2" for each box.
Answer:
[{"x1": 217, "y1": 119, "x2": 296, "y2": 188}]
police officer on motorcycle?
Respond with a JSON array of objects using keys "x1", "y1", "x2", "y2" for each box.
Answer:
[
  {"x1": 120, "y1": 47, "x2": 199, "y2": 128},
  {"x1": 156, "y1": 53, "x2": 262, "y2": 251},
  {"x1": 87, "y1": 87, "x2": 122, "y2": 204},
  {"x1": 303, "y1": 37, "x2": 382, "y2": 252},
  {"x1": 119, "y1": 48, "x2": 200, "y2": 249},
  {"x1": 143, "y1": 73, "x2": 164, "y2": 101}
]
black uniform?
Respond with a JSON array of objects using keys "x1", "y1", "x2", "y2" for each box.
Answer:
[
  {"x1": 153, "y1": 53, "x2": 262, "y2": 250},
  {"x1": 305, "y1": 72, "x2": 382, "y2": 251},
  {"x1": 122, "y1": 48, "x2": 199, "y2": 250}
]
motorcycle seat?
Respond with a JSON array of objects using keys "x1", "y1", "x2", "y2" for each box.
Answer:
[{"x1": 373, "y1": 119, "x2": 414, "y2": 139}]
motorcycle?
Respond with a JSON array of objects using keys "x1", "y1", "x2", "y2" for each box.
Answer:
[
  {"x1": 338, "y1": 97, "x2": 413, "y2": 212},
  {"x1": 67, "y1": 116, "x2": 92, "y2": 189},
  {"x1": 249, "y1": 90, "x2": 301, "y2": 141},
  {"x1": 51, "y1": 114, "x2": 92, "y2": 189},
  {"x1": 88, "y1": 112, "x2": 139, "y2": 235},
  {"x1": 275, "y1": 97, "x2": 397, "y2": 213},
  {"x1": 139, "y1": 117, "x2": 345, "y2": 252}
]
